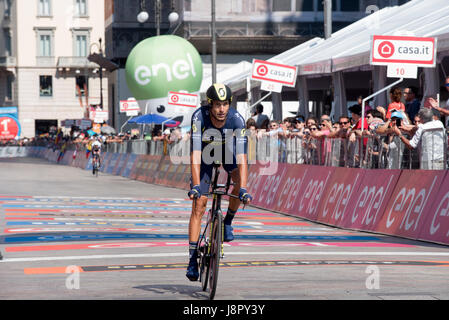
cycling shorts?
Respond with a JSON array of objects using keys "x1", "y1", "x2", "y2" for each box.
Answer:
[{"x1": 190, "y1": 162, "x2": 237, "y2": 195}]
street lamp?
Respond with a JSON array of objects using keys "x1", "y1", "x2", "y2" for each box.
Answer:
[
  {"x1": 137, "y1": 0, "x2": 149, "y2": 23},
  {"x1": 211, "y1": 0, "x2": 216, "y2": 83},
  {"x1": 88, "y1": 39, "x2": 104, "y2": 111},
  {"x1": 137, "y1": 1, "x2": 180, "y2": 35}
]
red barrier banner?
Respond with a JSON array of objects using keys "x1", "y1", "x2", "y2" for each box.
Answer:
[
  {"x1": 247, "y1": 161, "x2": 283, "y2": 207},
  {"x1": 248, "y1": 162, "x2": 279, "y2": 208},
  {"x1": 255, "y1": 163, "x2": 290, "y2": 210},
  {"x1": 341, "y1": 169, "x2": 401, "y2": 231},
  {"x1": 273, "y1": 164, "x2": 309, "y2": 214},
  {"x1": 316, "y1": 167, "x2": 366, "y2": 226},
  {"x1": 418, "y1": 171, "x2": 449, "y2": 245},
  {"x1": 289, "y1": 166, "x2": 335, "y2": 221},
  {"x1": 376, "y1": 170, "x2": 446, "y2": 240}
]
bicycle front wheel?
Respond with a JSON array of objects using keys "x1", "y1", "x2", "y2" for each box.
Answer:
[{"x1": 208, "y1": 210, "x2": 222, "y2": 300}]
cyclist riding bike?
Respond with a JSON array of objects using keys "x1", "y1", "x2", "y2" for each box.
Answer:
[
  {"x1": 186, "y1": 83, "x2": 253, "y2": 281},
  {"x1": 91, "y1": 136, "x2": 102, "y2": 173}
]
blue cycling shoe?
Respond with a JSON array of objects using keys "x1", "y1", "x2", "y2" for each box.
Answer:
[
  {"x1": 186, "y1": 259, "x2": 199, "y2": 281},
  {"x1": 224, "y1": 224, "x2": 234, "y2": 242}
]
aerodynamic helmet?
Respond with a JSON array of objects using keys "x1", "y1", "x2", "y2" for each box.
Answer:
[{"x1": 206, "y1": 83, "x2": 233, "y2": 105}]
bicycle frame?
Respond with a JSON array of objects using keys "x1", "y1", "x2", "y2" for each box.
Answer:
[{"x1": 197, "y1": 163, "x2": 232, "y2": 299}]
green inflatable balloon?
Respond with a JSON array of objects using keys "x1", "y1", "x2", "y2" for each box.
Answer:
[{"x1": 125, "y1": 35, "x2": 203, "y2": 127}]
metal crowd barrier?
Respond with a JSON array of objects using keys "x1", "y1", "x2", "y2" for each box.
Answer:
[{"x1": 98, "y1": 127, "x2": 448, "y2": 170}]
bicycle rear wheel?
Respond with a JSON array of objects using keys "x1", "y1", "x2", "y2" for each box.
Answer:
[
  {"x1": 198, "y1": 242, "x2": 209, "y2": 291},
  {"x1": 208, "y1": 210, "x2": 222, "y2": 300}
]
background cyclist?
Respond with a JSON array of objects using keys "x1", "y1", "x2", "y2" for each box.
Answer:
[
  {"x1": 91, "y1": 135, "x2": 102, "y2": 173},
  {"x1": 186, "y1": 83, "x2": 253, "y2": 281}
]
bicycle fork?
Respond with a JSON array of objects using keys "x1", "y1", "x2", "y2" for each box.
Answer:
[{"x1": 206, "y1": 211, "x2": 224, "y2": 259}]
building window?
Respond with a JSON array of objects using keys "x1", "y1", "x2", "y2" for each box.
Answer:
[
  {"x1": 38, "y1": 0, "x2": 51, "y2": 16},
  {"x1": 5, "y1": 0, "x2": 11, "y2": 17},
  {"x1": 296, "y1": 0, "x2": 314, "y2": 11},
  {"x1": 4, "y1": 29, "x2": 11, "y2": 56},
  {"x1": 75, "y1": 35, "x2": 87, "y2": 56},
  {"x1": 76, "y1": 76, "x2": 88, "y2": 97},
  {"x1": 39, "y1": 34, "x2": 51, "y2": 56},
  {"x1": 273, "y1": 0, "x2": 291, "y2": 11},
  {"x1": 6, "y1": 75, "x2": 13, "y2": 100},
  {"x1": 341, "y1": 0, "x2": 359, "y2": 11},
  {"x1": 39, "y1": 75, "x2": 52, "y2": 97},
  {"x1": 75, "y1": 0, "x2": 88, "y2": 16}
]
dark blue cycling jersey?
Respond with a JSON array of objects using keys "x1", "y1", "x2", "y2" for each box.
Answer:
[
  {"x1": 190, "y1": 106, "x2": 247, "y2": 162},
  {"x1": 189, "y1": 106, "x2": 247, "y2": 194}
]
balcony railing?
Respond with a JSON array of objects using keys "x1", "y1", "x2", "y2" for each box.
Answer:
[
  {"x1": 36, "y1": 56, "x2": 56, "y2": 67},
  {"x1": 0, "y1": 56, "x2": 16, "y2": 67},
  {"x1": 57, "y1": 56, "x2": 99, "y2": 69}
]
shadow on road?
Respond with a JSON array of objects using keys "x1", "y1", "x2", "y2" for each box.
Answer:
[{"x1": 134, "y1": 284, "x2": 209, "y2": 299}]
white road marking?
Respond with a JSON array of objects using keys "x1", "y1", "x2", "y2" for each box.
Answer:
[{"x1": 2, "y1": 251, "x2": 449, "y2": 263}]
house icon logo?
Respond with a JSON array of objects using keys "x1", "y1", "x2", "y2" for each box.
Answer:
[{"x1": 378, "y1": 41, "x2": 395, "y2": 58}]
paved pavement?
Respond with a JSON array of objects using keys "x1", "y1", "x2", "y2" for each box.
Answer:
[{"x1": 1, "y1": 157, "x2": 449, "y2": 304}]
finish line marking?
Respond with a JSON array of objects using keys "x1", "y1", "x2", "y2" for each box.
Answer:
[
  {"x1": 5, "y1": 241, "x2": 415, "y2": 252},
  {"x1": 4, "y1": 251, "x2": 449, "y2": 263},
  {"x1": 23, "y1": 259, "x2": 449, "y2": 274}
]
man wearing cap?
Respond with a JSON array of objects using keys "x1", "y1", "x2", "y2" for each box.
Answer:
[{"x1": 347, "y1": 104, "x2": 368, "y2": 143}]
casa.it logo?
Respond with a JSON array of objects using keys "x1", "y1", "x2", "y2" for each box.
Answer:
[
  {"x1": 256, "y1": 64, "x2": 268, "y2": 76},
  {"x1": 378, "y1": 41, "x2": 395, "y2": 58}
]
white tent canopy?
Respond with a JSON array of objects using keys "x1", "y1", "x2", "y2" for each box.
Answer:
[{"x1": 214, "y1": 0, "x2": 449, "y2": 95}]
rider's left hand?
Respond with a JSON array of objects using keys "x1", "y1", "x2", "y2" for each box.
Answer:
[{"x1": 239, "y1": 187, "x2": 252, "y2": 204}]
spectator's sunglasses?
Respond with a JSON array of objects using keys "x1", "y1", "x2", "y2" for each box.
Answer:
[
  {"x1": 339, "y1": 121, "x2": 350, "y2": 125},
  {"x1": 310, "y1": 127, "x2": 318, "y2": 131}
]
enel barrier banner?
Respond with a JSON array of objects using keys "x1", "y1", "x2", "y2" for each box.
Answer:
[
  {"x1": 316, "y1": 167, "x2": 366, "y2": 226},
  {"x1": 419, "y1": 172, "x2": 449, "y2": 245},
  {"x1": 25, "y1": 146, "x2": 449, "y2": 246},
  {"x1": 376, "y1": 170, "x2": 446, "y2": 240},
  {"x1": 341, "y1": 169, "x2": 401, "y2": 231}
]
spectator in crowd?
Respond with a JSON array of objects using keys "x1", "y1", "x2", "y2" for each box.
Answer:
[
  {"x1": 246, "y1": 118, "x2": 258, "y2": 140},
  {"x1": 305, "y1": 117, "x2": 318, "y2": 128},
  {"x1": 327, "y1": 116, "x2": 350, "y2": 138},
  {"x1": 347, "y1": 104, "x2": 368, "y2": 143},
  {"x1": 152, "y1": 128, "x2": 164, "y2": 141},
  {"x1": 251, "y1": 104, "x2": 269, "y2": 129},
  {"x1": 393, "y1": 107, "x2": 445, "y2": 169},
  {"x1": 404, "y1": 86, "x2": 421, "y2": 123},
  {"x1": 366, "y1": 109, "x2": 385, "y2": 134},
  {"x1": 290, "y1": 118, "x2": 305, "y2": 138},
  {"x1": 311, "y1": 114, "x2": 333, "y2": 139},
  {"x1": 426, "y1": 77, "x2": 449, "y2": 117},
  {"x1": 383, "y1": 87, "x2": 406, "y2": 120}
]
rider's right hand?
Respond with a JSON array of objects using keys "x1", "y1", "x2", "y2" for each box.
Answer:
[{"x1": 188, "y1": 185, "x2": 202, "y2": 199}]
